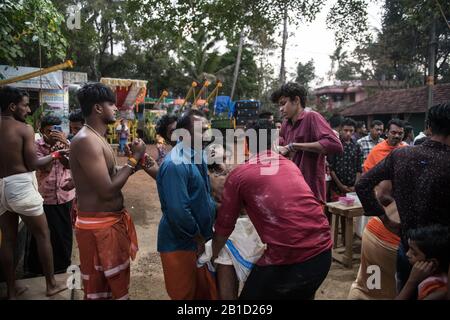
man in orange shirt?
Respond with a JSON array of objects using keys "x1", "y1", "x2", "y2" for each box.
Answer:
[{"x1": 363, "y1": 119, "x2": 408, "y2": 172}]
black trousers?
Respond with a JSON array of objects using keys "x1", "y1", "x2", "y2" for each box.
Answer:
[
  {"x1": 239, "y1": 249, "x2": 332, "y2": 300},
  {"x1": 24, "y1": 201, "x2": 73, "y2": 275}
]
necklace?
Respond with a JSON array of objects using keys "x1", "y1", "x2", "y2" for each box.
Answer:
[{"x1": 84, "y1": 124, "x2": 117, "y2": 167}]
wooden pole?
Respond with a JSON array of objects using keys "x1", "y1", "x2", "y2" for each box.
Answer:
[{"x1": 0, "y1": 60, "x2": 74, "y2": 86}]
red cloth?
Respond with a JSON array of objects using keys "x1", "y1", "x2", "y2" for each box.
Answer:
[
  {"x1": 160, "y1": 251, "x2": 218, "y2": 300},
  {"x1": 214, "y1": 151, "x2": 332, "y2": 266},
  {"x1": 75, "y1": 209, "x2": 138, "y2": 300},
  {"x1": 115, "y1": 86, "x2": 130, "y2": 110},
  {"x1": 280, "y1": 110, "x2": 343, "y2": 203}
]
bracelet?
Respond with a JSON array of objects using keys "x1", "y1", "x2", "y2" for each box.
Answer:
[
  {"x1": 127, "y1": 157, "x2": 138, "y2": 168},
  {"x1": 288, "y1": 143, "x2": 295, "y2": 153},
  {"x1": 142, "y1": 154, "x2": 156, "y2": 171},
  {"x1": 51, "y1": 151, "x2": 61, "y2": 159}
]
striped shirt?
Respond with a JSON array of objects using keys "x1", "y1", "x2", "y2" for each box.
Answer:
[{"x1": 357, "y1": 135, "x2": 384, "y2": 160}]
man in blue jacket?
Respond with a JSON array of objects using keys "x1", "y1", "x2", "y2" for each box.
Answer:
[{"x1": 156, "y1": 109, "x2": 217, "y2": 300}]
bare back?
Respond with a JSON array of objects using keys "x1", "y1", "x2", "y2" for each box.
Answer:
[
  {"x1": 0, "y1": 118, "x2": 34, "y2": 178},
  {"x1": 70, "y1": 126, "x2": 124, "y2": 212}
]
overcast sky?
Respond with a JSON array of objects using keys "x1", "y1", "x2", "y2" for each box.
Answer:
[
  {"x1": 270, "y1": 0, "x2": 384, "y2": 88},
  {"x1": 112, "y1": 1, "x2": 385, "y2": 91}
]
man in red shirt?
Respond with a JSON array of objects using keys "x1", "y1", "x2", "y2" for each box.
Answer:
[
  {"x1": 272, "y1": 83, "x2": 343, "y2": 204},
  {"x1": 211, "y1": 120, "x2": 332, "y2": 299}
]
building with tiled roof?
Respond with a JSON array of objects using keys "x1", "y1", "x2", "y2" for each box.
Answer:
[{"x1": 340, "y1": 83, "x2": 450, "y2": 134}]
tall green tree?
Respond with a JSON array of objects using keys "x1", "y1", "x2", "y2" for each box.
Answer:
[
  {"x1": 0, "y1": 0, "x2": 67, "y2": 66},
  {"x1": 179, "y1": 31, "x2": 224, "y2": 82},
  {"x1": 339, "y1": 0, "x2": 450, "y2": 86},
  {"x1": 326, "y1": 0, "x2": 371, "y2": 47},
  {"x1": 217, "y1": 44, "x2": 259, "y2": 100},
  {"x1": 50, "y1": 0, "x2": 136, "y2": 80},
  {"x1": 206, "y1": 0, "x2": 277, "y2": 98},
  {"x1": 295, "y1": 59, "x2": 316, "y2": 89},
  {"x1": 207, "y1": 0, "x2": 326, "y2": 88}
]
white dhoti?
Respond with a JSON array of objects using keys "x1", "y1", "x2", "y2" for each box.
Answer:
[
  {"x1": 0, "y1": 172, "x2": 44, "y2": 217},
  {"x1": 199, "y1": 217, "x2": 266, "y2": 282}
]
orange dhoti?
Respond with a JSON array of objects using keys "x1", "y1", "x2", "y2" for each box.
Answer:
[
  {"x1": 75, "y1": 209, "x2": 138, "y2": 300},
  {"x1": 160, "y1": 251, "x2": 218, "y2": 300}
]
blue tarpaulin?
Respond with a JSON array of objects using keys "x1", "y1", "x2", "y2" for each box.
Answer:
[
  {"x1": 213, "y1": 96, "x2": 233, "y2": 117},
  {"x1": 214, "y1": 97, "x2": 261, "y2": 118}
]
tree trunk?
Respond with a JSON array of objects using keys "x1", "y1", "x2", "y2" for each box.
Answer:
[
  {"x1": 279, "y1": 6, "x2": 288, "y2": 85},
  {"x1": 230, "y1": 29, "x2": 245, "y2": 101},
  {"x1": 427, "y1": 17, "x2": 436, "y2": 110},
  {"x1": 110, "y1": 21, "x2": 114, "y2": 55}
]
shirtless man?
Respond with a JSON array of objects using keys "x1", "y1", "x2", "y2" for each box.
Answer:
[
  {"x1": 0, "y1": 86, "x2": 66, "y2": 299},
  {"x1": 69, "y1": 83, "x2": 146, "y2": 300}
]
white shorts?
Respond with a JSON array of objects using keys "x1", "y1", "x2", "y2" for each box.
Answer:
[{"x1": 0, "y1": 172, "x2": 44, "y2": 217}]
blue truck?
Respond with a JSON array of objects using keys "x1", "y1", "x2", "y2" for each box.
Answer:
[{"x1": 211, "y1": 96, "x2": 261, "y2": 129}]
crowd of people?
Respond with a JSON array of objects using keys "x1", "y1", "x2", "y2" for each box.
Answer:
[{"x1": 0, "y1": 81, "x2": 448, "y2": 300}]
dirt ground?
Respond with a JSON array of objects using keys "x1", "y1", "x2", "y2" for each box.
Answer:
[{"x1": 71, "y1": 145, "x2": 360, "y2": 300}]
